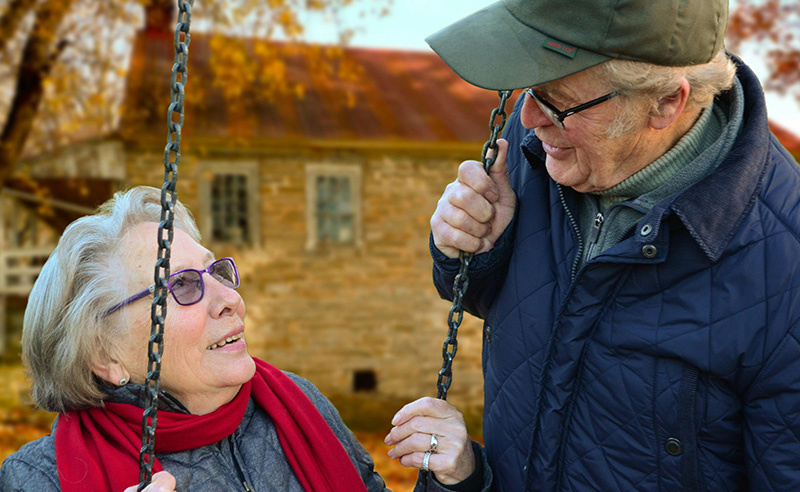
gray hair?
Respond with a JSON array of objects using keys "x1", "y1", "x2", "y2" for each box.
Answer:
[
  {"x1": 22, "y1": 186, "x2": 201, "y2": 413},
  {"x1": 594, "y1": 49, "x2": 737, "y2": 138}
]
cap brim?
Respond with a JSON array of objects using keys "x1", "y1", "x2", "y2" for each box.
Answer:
[{"x1": 425, "y1": 1, "x2": 611, "y2": 90}]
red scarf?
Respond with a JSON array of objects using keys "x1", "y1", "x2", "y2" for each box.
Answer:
[{"x1": 55, "y1": 358, "x2": 368, "y2": 492}]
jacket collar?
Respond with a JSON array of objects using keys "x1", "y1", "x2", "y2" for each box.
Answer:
[
  {"x1": 667, "y1": 56, "x2": 769, "y2": 261},
  {"x1": 102, "y1": 382, "x2": 191, "y2": 414},
  {"x1": 522, "y1": 54, "x2": 770, "y2": 263}
]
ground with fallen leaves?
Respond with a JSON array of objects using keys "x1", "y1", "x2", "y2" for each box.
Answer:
[{"x1": 0, "y1": 364, "x2": 423, "y2": 491}]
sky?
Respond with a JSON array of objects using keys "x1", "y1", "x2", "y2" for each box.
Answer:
[{"x1": 301, "y1": 0, "x2": 800, "y2": 132}]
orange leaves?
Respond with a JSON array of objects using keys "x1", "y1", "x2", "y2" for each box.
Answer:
[
  {"x1": 210, "y1": 34, "x2": 258, "y2": 99},
  {"x1": 354, "y1": 431, "x2": 420, "y2": 491},
  {"x1": 727, "y1": 0, "x2": 795, "y2": 47},
  {"x1": 728, "y1": 0, "x2": 800, "y2": 101},
  {"x1": 278, "y1": 8, "x2": 304, "y2": 38}
]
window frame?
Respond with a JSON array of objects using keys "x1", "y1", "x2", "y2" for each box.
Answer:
[
  {"x1": 305, "y1": 163, "x2": 362, "y2": 251},
  {"x1": 198, "y1": 161, "x2": 261, "y2": 247}
]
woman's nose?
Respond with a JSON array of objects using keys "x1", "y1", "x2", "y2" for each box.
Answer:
[
  {"x1": 520, "y1": 92, "x2": 555, "y2": 130},
  {"x1": 206, "y1": 275, "x2": 243, "y2": 318}
]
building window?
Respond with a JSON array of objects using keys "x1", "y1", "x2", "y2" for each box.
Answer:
[
  {"x1": 316, "y1": 174, "x2": 353, "y2": 242},
  {"x1": 306, "y1": 164, "x2": 362, "y2": 250},
  {"x1": 199, "y1": 162, "x2": 260, "y2": 246},
  {"x1": 211, "y1": 174, "x2": 250, "y2": 243},
  {"x1": 353, "y1": 369, "x2": 377, "y2": 392}
]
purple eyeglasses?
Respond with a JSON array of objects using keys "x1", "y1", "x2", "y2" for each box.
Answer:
[{"x1": 105, "y1": 257, "x2": 240, "y2": 316}]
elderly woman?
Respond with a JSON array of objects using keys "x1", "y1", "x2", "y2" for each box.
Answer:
[{"x1": 0, "y1": 186, "x2": 491, "y2": 492}]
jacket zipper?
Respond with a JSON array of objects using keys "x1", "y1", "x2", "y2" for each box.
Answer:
[
  {"x1": 228, "y1": 438, "x2": 255, "y2": 492},
  {"x1": 557, "y1": 184, "x2": 583, "y2": 280},
  {"x1": 584, "y1": 212, "x2": 604, "y2": 262}
]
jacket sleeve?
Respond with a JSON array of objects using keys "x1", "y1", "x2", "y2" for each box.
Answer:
[
  {"x1": 0, "y1": 444, "x2": 61, "y2": 492},
  {"x1": 743, "y1": 319, "x2": 800, "y2": 489},
  {"x1": 430, "y1": 94, "x2": 529, "y2": 321},
  {"x1": 430, "y1": 216, "x2": 515, "y2": 320},
  {"x1": 413, "y1": 441, "x2": 493, "y2": 492}
]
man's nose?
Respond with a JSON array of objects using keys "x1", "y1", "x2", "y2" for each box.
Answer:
[{"x1": 520, "y1": 93, "x2": 555, "y2": 130}]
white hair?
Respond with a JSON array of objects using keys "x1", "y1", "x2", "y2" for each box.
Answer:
[
  {"x1": 22, "y1": 186, "x2": 200, "y2": 412},
  {"x1": 593, "y1": 49, "x2": 737, "y2": 138}
]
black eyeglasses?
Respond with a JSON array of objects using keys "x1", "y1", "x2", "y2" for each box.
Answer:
[
  {"x1": 526, "y1": 88, "x2": 619, "y2": 129},
  {"x1": 105, "y1": 257, "x2": 240, "y2": 316}
]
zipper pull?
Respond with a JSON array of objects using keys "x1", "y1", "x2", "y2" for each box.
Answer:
[
  {"x1": 593, "y1": 212, "x2": 604, "y2": 229},
  {"x1": 242, "y1": 480, "x2": 255, "y2": 492},
  {"x1": 591, "y1": 212, "x2": 604, "y2": 242},
  {"x1": 584, "y1": 212, "x2": 604, "y2": 262}
]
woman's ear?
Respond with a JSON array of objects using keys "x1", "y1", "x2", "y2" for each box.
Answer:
[
  {"x1": 91, "y1": 354, "x2": 129, "y2": 387},
  {"x1": 649, "y1": 78, "x2": 691, "y2": 130}
]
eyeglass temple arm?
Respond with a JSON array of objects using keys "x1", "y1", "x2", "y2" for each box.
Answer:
[
  {"x1": 105, "y1": 285, "x2": 157, "y2": 316},
  {"x1": 561, "y1": 91, "x2": 620, "y2": 118}
]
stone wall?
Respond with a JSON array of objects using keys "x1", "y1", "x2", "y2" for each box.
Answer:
[{"x1": 126, "y1": 145, "x2": 487, "y2": 416}]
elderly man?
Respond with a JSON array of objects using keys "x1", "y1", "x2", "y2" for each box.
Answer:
[{"x1": 427, "y1": 0, "x2": 800, "y2": 490}]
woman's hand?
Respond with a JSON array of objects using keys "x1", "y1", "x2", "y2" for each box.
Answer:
[
  {"x1": 385, "y1": 397, "x2": 476, "y2": 485},
  {"x1": 123, "y1": 471, "x2": 176, "y2": 492}
]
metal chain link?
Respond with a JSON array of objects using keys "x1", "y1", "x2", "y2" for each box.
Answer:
[
  {"x1": 437, "y1": 90, "x2": 512, "y2": 400},
  {"x1": 137, "y1": 1, "x2": 193, "y2": 489}
]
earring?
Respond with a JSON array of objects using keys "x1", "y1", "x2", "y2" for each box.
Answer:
[{"x1": 118, "y1": 377, "x2": 128, "y2": 386}]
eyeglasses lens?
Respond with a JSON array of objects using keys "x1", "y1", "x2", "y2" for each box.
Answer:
[
  {"x1": 527, "y1": 89, "x2": 565, "y2": 129},
  {"x1": 209, "y1": 259, "x2": 238, "y2": 288},
  {"x1": 169, "y1": 270, "x2": 203, "y2": 305},
  {"x1": 535, "y1": 99, "x2": 563, "y2": 129}
]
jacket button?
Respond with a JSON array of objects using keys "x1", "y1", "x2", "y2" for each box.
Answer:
[
  {"x1": 642, "y1": 244, "x2": 657, "y2": 258},
  {"x1": 665, "y1": 437, "x2": 683, "y2": 456},
  {"x1": 640, "y1": 223, "x2": 653, "y2": 236}
]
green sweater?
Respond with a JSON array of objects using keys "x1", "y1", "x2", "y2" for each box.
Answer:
[{"x1": 576, "y1": 79, "x2": 744, "y2": 269}]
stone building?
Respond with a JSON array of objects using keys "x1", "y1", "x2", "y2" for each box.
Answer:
[
  {"x1": 3, "y1": 4, "x2": 799, "y2": 424},
  {"x1": 1, "y1": 9, "x2": 508, "y2": 419}
]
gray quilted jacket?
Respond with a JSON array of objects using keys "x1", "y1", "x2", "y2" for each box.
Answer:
[{"x1": 0, "y1": 372, "x2": 491, "y2": 491}]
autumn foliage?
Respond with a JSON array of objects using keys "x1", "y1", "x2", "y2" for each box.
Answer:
[
  {"x1": 727, "y1": 0, "x2": 800, "y2": 100},
  {"x1": 0, "y1": 0, "x2": 389, "y2": 189}
]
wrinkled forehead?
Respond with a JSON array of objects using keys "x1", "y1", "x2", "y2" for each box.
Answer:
[{"x1": 117, "y1": 222, "x2": 213, "y2": 288}]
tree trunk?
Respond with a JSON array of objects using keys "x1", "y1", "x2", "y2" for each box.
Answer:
[{"x1": 0, "y1": 0, "x2": 75, "y2": 187}]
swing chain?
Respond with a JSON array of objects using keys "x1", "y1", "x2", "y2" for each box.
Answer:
[
  {"x1": 436, "y1": 90, "x2": 512, "y2": 401},
  {"x1": 138, "y1": 1, "x2": 193, "y2": 490}
]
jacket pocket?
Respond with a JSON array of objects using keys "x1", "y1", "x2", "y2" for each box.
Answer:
[
  {"x1": 482, "y1": 306, "x2": 496, "y2": 376},
  {"x1": 677, "y1": 364, "x2": 702, "y2": 492}
]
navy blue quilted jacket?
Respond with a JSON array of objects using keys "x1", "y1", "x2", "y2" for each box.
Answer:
[{"x1": 432, "y1": 58, "x2": 800, "y2": 491}]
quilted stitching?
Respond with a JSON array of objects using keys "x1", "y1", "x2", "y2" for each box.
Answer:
[{"x1": 434, "y1": 59, "x2": 800, "y2": 491}]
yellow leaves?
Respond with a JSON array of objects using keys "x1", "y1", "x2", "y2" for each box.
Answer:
[
  {"x1": 278, "y1": 9, "x2": 304, "y2": 38},
  {"x1": 293, "y1": 83, "x2": 306, "y2": 100},
  {"x1": 252, "y1": 40, "x2": 294, "y2": 102},
  {"x1": 354, "y1": 431, "x2": 419, "y2": 491},
  {"x1": 209, "y1": 35, "x2": 258, "y2": 102}
]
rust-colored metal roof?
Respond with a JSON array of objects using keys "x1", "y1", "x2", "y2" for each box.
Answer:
[
  {"x1": 120, "y1": 33, "x2": 511, "y2": 148},
  {"x1": 119, "y1": 32, "x2": 800, "y2": 157},
  {"x1": 769, "y1": 121, "x2": 800, "y2": 155}
]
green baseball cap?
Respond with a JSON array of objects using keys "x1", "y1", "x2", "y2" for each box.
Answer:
[{"x1": 426, "y1": 0, "x2": 728, "y2": 90}]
